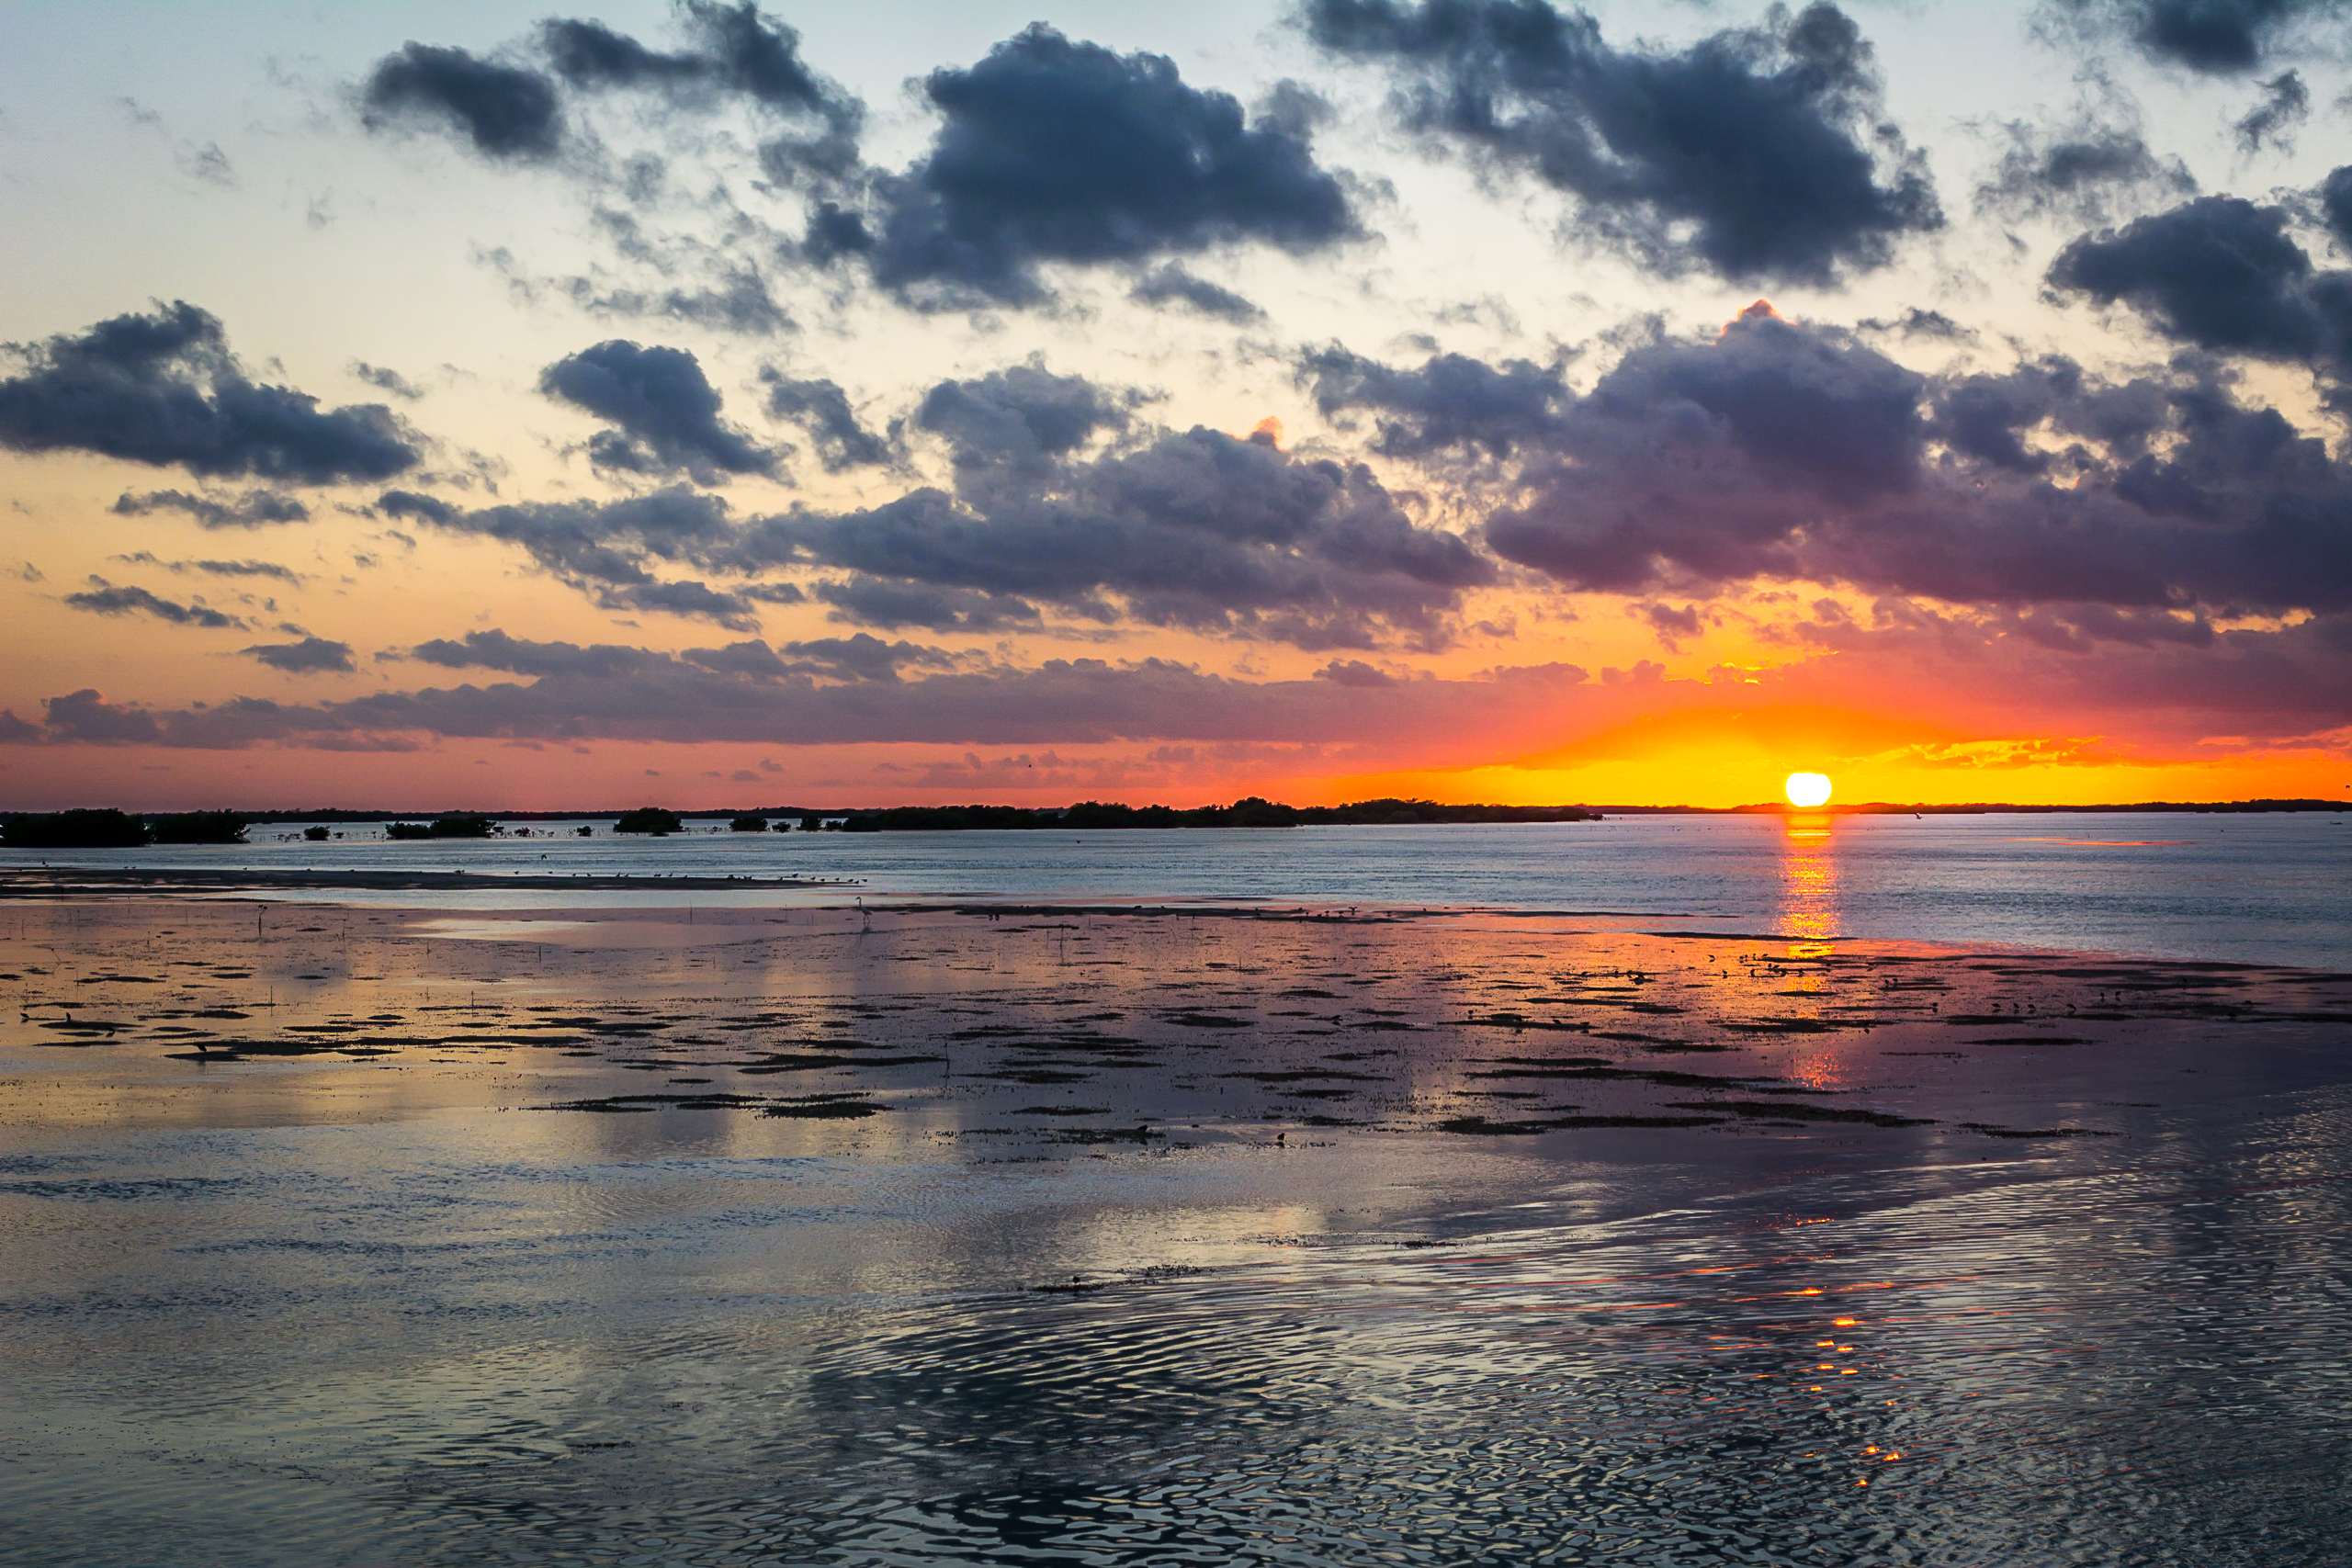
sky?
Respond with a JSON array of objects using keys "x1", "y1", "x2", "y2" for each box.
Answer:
[{"x1": 3, "y1": 0, "x2": 2351, "y2": 811}]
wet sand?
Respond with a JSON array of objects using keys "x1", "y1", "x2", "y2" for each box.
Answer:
[{"x1": 5, "y1": 897, "x2": 2352, "y2": 1565}]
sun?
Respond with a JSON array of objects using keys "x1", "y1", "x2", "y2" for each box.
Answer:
[{"x1": 1785, "y1": 772, "x2": 1833, "y2": 808}]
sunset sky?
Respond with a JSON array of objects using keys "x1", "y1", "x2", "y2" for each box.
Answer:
[{"x1": 4, "y1": 0, "x2": 2350, "y2": 809}]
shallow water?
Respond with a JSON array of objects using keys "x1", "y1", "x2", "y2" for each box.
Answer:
[
  {"x1": 4, "y1": 1091, "x2": 2348, "y2": 1565},
  {"x1": 10, "y1": 811, "x2": 2348, "y2": 968},
  {"x1": 2, "y1": 887, "x2": 2348, "y2": 1563}
]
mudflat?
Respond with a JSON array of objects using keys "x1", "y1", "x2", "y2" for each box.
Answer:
[{"x1": 8, "y1": 897, "x2": 2349, "y2": 1141}]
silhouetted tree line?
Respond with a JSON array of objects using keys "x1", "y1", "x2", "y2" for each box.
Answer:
[
  {"x1": 384, "y1": 816, "x2": 496, "y2": 840},
  {"x1": 836, "y1": 797, "x2": 1604, "y2": 832},
  {"x1": 0, "y1": 809, "x2": 251, "y2": 848}
]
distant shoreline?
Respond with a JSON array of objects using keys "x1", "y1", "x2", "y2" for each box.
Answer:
[
  {"x1": 0, "y1": 797, "x2": 2342, "y2": 826},
  {"x1": 0, "y1": 868, "x2": 862, "y2": 895}
]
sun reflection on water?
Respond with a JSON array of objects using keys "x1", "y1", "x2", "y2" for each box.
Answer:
[{"x1": 1778, "y1": 812, "x2": 1841, "y2": 940}]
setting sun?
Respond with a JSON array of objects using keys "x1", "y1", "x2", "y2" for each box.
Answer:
[{"x1": 1786, "y1": 772, "x2": 1833, "y2": 808}]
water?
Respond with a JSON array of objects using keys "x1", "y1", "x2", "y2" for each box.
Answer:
[
  {"x1": 11, "y1": 810, "x2": 2352, "y2": 968},
  {"x1": 6, "y1": 1095, "x2": 2349, "y2": 1565},
  {"x1": 3, "y1": 820, "x2": 2349, "y2": 1564}
]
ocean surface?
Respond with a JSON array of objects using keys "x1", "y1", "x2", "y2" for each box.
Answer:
[
  {"x1": 4, "y1": 816, "x2": 2349, "y2": 1566},
  {"x1": 11, "y1": 809, "x2": 2349, "y2": 968}
]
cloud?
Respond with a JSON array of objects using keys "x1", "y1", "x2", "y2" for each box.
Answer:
[
  {"x1": 362, "y1": 42, "x2": 564, "y2": 160},
  {"x1": 6, "y1": 649, "x2": 1590, "y2": 752},
  {"x1": 2042, "y1": 0, "x2": 2352, "y2": 75},
  {"x1": 40, "y1": 689, "x2": 164, "y2": 744},
  {"x1": 1638, "y1": 602, "x2": 1704, "y2": 649},
  {"x1": 408, "y1": 628, "x2": 671, "y2": 679},
  {"x1": 111, "y1": 488, "x2": 311, "y2": 527},
  {"x1": 387, "y1": 357, "x2": 1487, "y2": 649},
  {"x1": 2048, "y1": 195, "x2": 2352, "y2": 378},
  {"x1": 18, "y1": 610, "x2": 2350, "y2": 760},
  {"x1": 1128, "y1": 263, "x2": 1266, "y2": 322},
  {"x1": 811, "y1": 578, "x2": 1041, "y2": 631},
  {"x1": 751, "y1": 397, "x2": 1495, "y2": 649},
  {"x1": 1319, "y1": 307, "x2": 2352, "y2": 620},
  {"x1": 542, "y1": 1, "x2": 861, "y2": 181},
  {"x1": 111, "y1": 552, "x2": 307, "y2": 584},
  {"x1": 1313, "y1": 658, "x2": 1396, "y2": 687},
  {"x1": 1306, "y1": 0, "x2": 1940, "y2": 284},
  {"x1": 62, "y1": 579, "x2": 243, "y2": 628},
  {"x1": 243, "y1": 637, "x2": 355, "y2": 673},
  {"x1": 0, "y1": 302, "x2": 419, "y2": 482},
  {"x1": 855, "y1": 25, "x2": 1359, "y2": 306},
  {"x1": 2233, "y1": 69, "x2": 2309, "y2": 152},
  {"x1": 409, "y1": 626, "x2": 946, "y2": 687},
  {"x1": 2324, "y1": 165, "x2": 2352, "y2": 250},
  {"x1": 350, "y1": 361, "x2": 424, "y2": 400},
  {"x1": 1974, "y1": 119, "x2": 2196, "y2": 225},
  {"x1": 380, "y1": 485, "x2": 764, "y2": 628},
  {"x1": 539, "y1": 339, "x2": 776, "y2": 477},
  {"x1": 760, "y1": 633, "x2": 955, "y2": 682},
  {"x1": 1304, "y1": 345, "x2": 1569, "y2": 458},
  {"x1": 759, "y1": 371, "x2": 891, "y2": 469},
  {"x1": 911, "y1": 363, "x2": 1140, "y2": 473},
  {"x1": 365, "y1": 3, "x2": 864, "y2": 197}
]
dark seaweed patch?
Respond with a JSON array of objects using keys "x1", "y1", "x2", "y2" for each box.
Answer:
[
  {"x1": 1960, "y1": 1122, "x2": 2119, "y2": 1138},
  {"x1": 1436, "y1": 1112, "x2": 1727, "y2": 1134},
  {"x1": 1965, "y1": 1036, "x2": 2098, "y2": 1046},
  {"x1": 1665, "y1": 1100, "x2": 1930, "y2": 1128}
]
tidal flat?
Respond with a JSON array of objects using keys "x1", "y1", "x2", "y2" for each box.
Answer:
[{"x1": 4, "y1": 897, "x2": 2351, "y2": 1564}]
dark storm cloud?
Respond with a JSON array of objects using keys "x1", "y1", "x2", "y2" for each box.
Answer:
[
  {"x1": 538, "y1": 339, "x2": 776, "y2": 477},
  {"x1": 1128, "y1": 264, "x2": 1267, "y2": 322},
  {"x1": 2043, "y1": 0, "x2": 2352, "y2": 74},
  {"x1": 0, "y1": 302, "x2": 418, "y2": 483},
  {"x1": 243, "y1": 637, "x2": 356, "y2": 673},
  {"x1": 1316, "y1": 309, "x2": 2352, "y2": 620},
  {"x1": 1305, "y1": 0, "x2": 1940, "y2": 284},
  {"x1": 1974, "y1": 121, "x2": 2196, "y2": 224},
  {"x1": 362, "y1": 43, "x2": 564, "y2": 160},
  {"x1": 858, "y1": 25, "x2": 1359, "y2": 306},
  {"x1": 759, "y1": 372, "x2": 892, "y2": 469},
  {"x1": 110, "y1": 489, "x2": 312, "y2": 527},
  {"x1": 62, "y1": 580, "x2": 243, "y2": 629},
  {"x1": 2233, "y1": 69, "x2": 2309, "y2": 152},
  {"x1": 2048, "y1": 196, "x2": 2352, "y2": 377}
]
